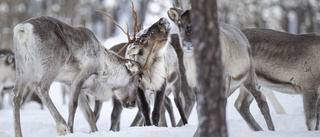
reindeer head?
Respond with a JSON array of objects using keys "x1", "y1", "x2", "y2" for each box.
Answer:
[
  {"x1": 113, "y1": 60, "x2": 142, "y2": 108},
  {"x1": 126, "y1": 17, "x2": 170, "y2": 83},
  {"x1": 127, "y1": 17, "x2": 171, "y2": 58},
  {"x1": 0, "y1": 50, "x2": 15, "y2": 85},
  {"x1": 168, "y1": 8, "x2": 192, "y2": 53}
]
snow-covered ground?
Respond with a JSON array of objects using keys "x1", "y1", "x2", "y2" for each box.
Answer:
[
  {"x1": 1, "y1": 1, "x2": 320, "y2": 136},
  {"x1": 0, "y1": 81, "x2": 320, "y2": 137}
]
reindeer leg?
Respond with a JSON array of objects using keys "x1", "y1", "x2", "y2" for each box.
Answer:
[
  {"x1": 177, "y1": 81, "x2": 195, "y2": 126},
  {"x1": 61, "y1": 85, "x2": 68, "y2": 105},
  {"x1": 152, "y1": 82, "x2": 167, "y2": 126},
  {"x1": 20, "y1": 86, "x2": 33, "y2": 108},
  {"x1": 302, "y1": 91, "x2": 318, "y2": 131},
  {"x1": 78, "y1": 92, "x2": 98, "y2": 132},
  {"x1": 243, "y1": 79, "x2": 275, "y2": 130},
  {"x1": 94, "y1": 100, "x2": 103, "y2": 123},
  {"x1": 172, "y1": 78, "x2": 188, "y2": 126},
  {"x1": 68, "y1": 71, "x2": 93, "y2": 133},
  {"x1": 13, "y1": 78, "x2": 28, "y2": 137},
  {"x1": 158, "y1": 104, "x2": 168, "y2": 127},
  {"x1": 36, "y1": 78, "x2": 70, "y2": 135},
  {"x1": 0, "y1": 85, "x2": 3, "y2": 109},
  {"x1": 235, "y1": 87, "x2": 262, "y2": 131},
  {"x1": 164, "y1": 95, "x2": 176, "y2": 127},
  {"x1": 316, "y1": 96, "x2": 320, "y2": 130},
  {"x1": 110, "y1": 96, "x2": 123, "y2": 132},
  {"x1": 130, "y1": 109, "x2": 143, "y2": 127},
  {"x1": 137, "y1": 87, "x2": 151, "y2": 126},
  {"x1": 261, "y1": 87, "x2": 286, "y2": 114}
]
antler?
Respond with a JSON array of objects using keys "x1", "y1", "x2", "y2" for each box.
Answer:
[
  {"x1": 95, "y1": 0, "x2": 142, "y2": 55},
  {"x1": 140, "y1": 41, "x2": 159, "y2": 83},
  {"x1": 173, "y1": 0, "x2": 184, "y2": 11},
  {"x1": 140, "y1": 40, "x2": 166, "y2": 83}
]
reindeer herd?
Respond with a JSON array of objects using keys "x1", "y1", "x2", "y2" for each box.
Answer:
[{"x1": 0, "y1": 1, "x2": 318, "y2": 137}]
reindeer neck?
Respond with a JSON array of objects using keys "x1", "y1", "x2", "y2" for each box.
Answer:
[{"x1": 139, "y1": 40, "x2": 167, "y2": 68}]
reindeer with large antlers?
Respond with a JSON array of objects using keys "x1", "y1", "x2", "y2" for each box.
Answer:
[
  {"x1": 124, "y1": 17, "x2": 188, "y2": 126},
  {"x1": 96, "y1": 0, "x2": 188, "y2": 128},
  {"x1": 12, "y1": 15, "x2": 143, "y2": 137}
]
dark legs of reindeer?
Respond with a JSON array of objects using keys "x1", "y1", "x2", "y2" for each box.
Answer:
[
  {"x1": 94, "y1": 100, "x2": 103, "y2": 123},
  {"x1": 110, "y1": 97, "x2": 123, "y2": 132},
  {"x1": 236, "y1": 88, "x2": 262, "y2": 131},
  {"x1": 152, "y1": 82, "x2": 167, "y2": 126},
  {"x1": 242, "y1": 79, "x2": 275, "y2": 131},
  {"x1": 316, "y1": 96, "x2": 320, "y2": 130},
  {"x1": 177, "y1": 86, "x2": 195, "y2": 126},
  {"x1": 131, "y1": 109, "x2": 144, "y2": 126},
  {"x1": 131, "y1": 95, "x2": 175, "y2": 127},
  {"x1": 164, "y1": 96, "x2": 176, "y2": 127},
  {"x1": 172, "y1": 80, "x2": 188, "y2": 126},
  {"x1": 78, "y1": 93, "x2": 98, "y2": 132},
  {"x1": 137, "y1": 87, "x2": 152, "y2": 125},
  {"x1": 302, "y1": 91, "x2": 319, "y2": 131}
]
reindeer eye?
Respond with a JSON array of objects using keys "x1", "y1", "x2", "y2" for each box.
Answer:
[
  {"x1": 178, "y1": 21, "x2": 182, "y2": 28},
  {"x1": 137, "y1": 77, "x2": 142, "y2": 84}
]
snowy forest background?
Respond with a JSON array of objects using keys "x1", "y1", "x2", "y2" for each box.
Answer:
[
  {"x1": 1, "y1": 0, "x2": 320, "y2": 50},
  {"x1": 1, "y1": 0, "x2": 320, "y2": 137}
]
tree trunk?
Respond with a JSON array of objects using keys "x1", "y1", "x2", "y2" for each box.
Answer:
[{"x1": 191, "y1": 0, "x2": 228, "y2": 137}]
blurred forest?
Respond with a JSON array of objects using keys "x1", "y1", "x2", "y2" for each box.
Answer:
[{"x1": 1, "y1": 0, "x2": 320, "y2": 50}]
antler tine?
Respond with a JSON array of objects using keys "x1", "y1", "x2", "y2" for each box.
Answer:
[
  {"x1": 140, "y1": 41, "x2": 160, "y2": 83},
  {"x1": 172, "y1": 4, "x2": 183, "y2": 11},
  {"x1": 95, "y1": 9, "x2": 131, "y2": 54},
  {"x1": 130, "y1": 0, "x2": 139, "y2": 41},
  {"x1": 178, "y1": 0, "x2": 183, "y2": 9},
  {"x1": 137, "y1": 21, "x2": 143, "y2": 32},
  {"x1": 118, "y1": 0, "x2": 140, "y2": 55},
  {"x1": 172, "y1": 0, "x2": 183, "y2": 11},
  {"x1": 117, "y1": 21, "x2": 131, "y2": 55},
  {"x1": 140, "y1": 40, "x2": 166, "y2": 83},
  {"x1": 94, "y1": 10, "x2": 127, "y2": 35}
]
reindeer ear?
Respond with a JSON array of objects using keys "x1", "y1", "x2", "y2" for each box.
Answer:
[
  {"x1": 125, "y1": 61, "x2": 138, "y2": 75},
  {"x1": 125, "y1": 61, "x2": 133, "y2": 69},
  {"x1": 7, "y1": 55, "x2": 14, "y2": 64},
  {"x1": 167, "y1": 8, "x2": 180, "y2": 24},
  {"x1": 180, "y1": 10, "x2": 190, "y2": 21}
]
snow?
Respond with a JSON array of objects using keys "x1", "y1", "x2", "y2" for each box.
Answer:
[
  {"x1": 1, "y1": 1, "x2": 320, "y2": 137},
  {"x1": 1, "y1": 81, "x2": 320, "y2": 137}
]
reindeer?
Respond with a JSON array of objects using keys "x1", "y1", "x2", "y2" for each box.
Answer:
[
  {"x1": 168, "y1": 8, "x2": 275, "y2": 131},
  {"x1": 0, "y1": 50, "x2": 15, "y2": 109},
  {"x1": 124, "y1": 17, "x2": 188, "y2": 126},
  {"x1": 95, "y1": 2, "x2": 190, "y2": 128},
  {"x1": 241, "y1": 28, "x2": 320, "y2": 130},
  {"x1": 13, "y1": 16, "x2": 142, "y2": 137},
  {"x1": 0, "y1": 50, "x2": 42, "y2": 109},
  {"x1": 106, "y1": 38, "x2": 189, "y2": 130}
]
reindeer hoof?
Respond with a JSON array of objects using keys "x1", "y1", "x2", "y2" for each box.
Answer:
[{"x1": 56, "y1": 123, "x2": 70, "y2": 135}]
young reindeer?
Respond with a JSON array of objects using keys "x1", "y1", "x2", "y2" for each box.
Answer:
[
  {"x1": 241, "y1": 28, "x2": 320, "y2": 130},
  {"x1": 13, "y1": 16, "x2": 142, "y2": 137},
  {"x1": 95, "y1": 8, "x2": 178, "y2": 130},
  {"x1": 125, "y1": 17, "x2": 188, "y2": 126},
  {"x1": 106, "y1": 43, "x2": 179, "y2": 130},
  {"x1": 168, "y1": 8, "x2": 275, "y2": 131},
  {"x1": 0, "y1": 50, "x2": 42, "y2": 109},
  {"x1": 0, "y1": 50, "x2": 15, "y2": 109}
]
